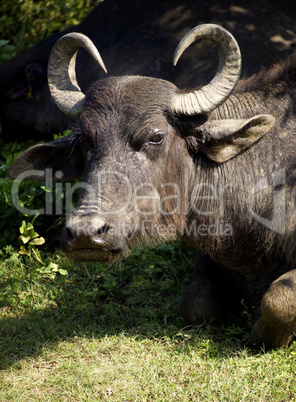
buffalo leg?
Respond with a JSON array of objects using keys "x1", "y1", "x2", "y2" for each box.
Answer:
[
  {"x1": 180, "y1": 254, "x2": 241, "y2": 325},
  {"x1": 250, "y1": 269, "x2": 296, "y2": 349}
]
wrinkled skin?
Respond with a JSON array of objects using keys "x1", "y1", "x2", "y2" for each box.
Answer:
[
  {"x1": 2, "y1": 0, "x2": 296, "y2": 140},
  {"x1": 8, "y1": 43, "x2": 296, "y2": 350}
]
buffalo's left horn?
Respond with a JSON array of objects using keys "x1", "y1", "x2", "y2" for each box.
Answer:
[
  {"x1": 172, "y1": 24, "x2": 241, "y2": 115},
  {"x1": 48, "y1": 32, "x2": 107, "y2": 117}
]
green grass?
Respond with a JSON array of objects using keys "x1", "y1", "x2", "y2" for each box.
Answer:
[{"x1": 1, "y1": 240, "x2": 296, "y2": 401}]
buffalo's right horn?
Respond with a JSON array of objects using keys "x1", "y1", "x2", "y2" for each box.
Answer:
[
  {"x1": 172, "y1": 24, "x2": 241, "y2": 115},
  {"x1": 48, "y1": 32, "x2": 107, "y2": 117}
]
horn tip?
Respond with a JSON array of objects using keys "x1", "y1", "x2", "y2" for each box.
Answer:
[{"x1": 172, "y1": 52, "x2": 180, "y2": 67}]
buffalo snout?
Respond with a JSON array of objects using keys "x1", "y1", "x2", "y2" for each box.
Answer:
[{"x1": 61, "y1": 214, "x2": 116, "y2": 261}]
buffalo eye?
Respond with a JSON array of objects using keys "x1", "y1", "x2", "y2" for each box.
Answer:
[{"x1": 148, "y1": 129, "x2": 165, "y2": 146}]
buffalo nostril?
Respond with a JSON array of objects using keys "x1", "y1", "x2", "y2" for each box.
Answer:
[{"x1": 96, "y1": 224, "x2": 109, "y2": 235}]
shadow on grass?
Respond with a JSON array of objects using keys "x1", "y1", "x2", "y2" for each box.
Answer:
[
  {"x1": 0, "y1": 243, "x2": 255, "y2": 370},
  {"x1": 0, "y1": 300, "x2": 255, "y2": 370}
]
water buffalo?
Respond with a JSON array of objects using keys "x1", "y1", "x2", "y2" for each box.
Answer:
[
  {"x1": 8, "y1": 23, "x2": 296, "y2": 350},
  {"x1": 1, "y1": 0, "x2": 296, "y2": 141}
]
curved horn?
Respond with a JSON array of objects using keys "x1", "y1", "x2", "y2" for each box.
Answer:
[
  {"x1": 172, "y1": 24, "x2": 241, "y2": 115},
  {"x1": 48, "y1": 32, "x2": 107, "y2": 117}
]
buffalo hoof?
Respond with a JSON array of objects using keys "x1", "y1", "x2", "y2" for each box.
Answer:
[{"x1": 250, "y1": 270, "x2": 296, "y2": 350}]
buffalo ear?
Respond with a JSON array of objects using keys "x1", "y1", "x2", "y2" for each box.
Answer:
[
  {"x1": 199, "y1": 114, "x2": 275, "y2": 163},
  {"x1": 8, "y1": 134, "x2": 87, "y2": 181}
]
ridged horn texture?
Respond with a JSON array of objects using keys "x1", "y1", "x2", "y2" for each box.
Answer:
[
  {"x1": 48, "y1": 32, "x2": 107, "y2": 117},
  {"x1": 172, "y1": 24, "x2": 241, "y2": 115}
]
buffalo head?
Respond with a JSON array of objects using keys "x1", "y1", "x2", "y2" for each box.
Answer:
[{"x1": 9, "y1": 24, "x2": 275, "y2": 261}]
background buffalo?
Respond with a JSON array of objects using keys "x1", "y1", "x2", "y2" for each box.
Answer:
[{"x1": 1, "y1": 0, "x2": 296, "y2": 141}]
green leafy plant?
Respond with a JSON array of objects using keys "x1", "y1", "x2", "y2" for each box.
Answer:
[
  {"x1": 19, "y1": 215, "x2": 45, "y2": 264},
  {"x1": 19, "y1": 216, "x2": 68, "y2": 278},
  {"x1": 0, "y1": 136, "x2": 71, "y2": 248},
  {"x1": 40, "y1": 261, "x2": 68, "y2": 279},
  {"x1": 0, "y1": 140, "x2": 43, "y2": 247},
  {"x1": 18, "y1": 215, "x2": 46, "y2": 299}
]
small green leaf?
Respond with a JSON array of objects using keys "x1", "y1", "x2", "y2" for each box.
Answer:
[
  {"x1": 47, "y1": 262, "x2": 59, "y2": 270},
  {"x1": 30, "y1": 232, "x2": 40, "y2": 241},
  {"x1": 19, "y1": 245, "x2": 30, "y2": 256},
  {"x1": 0, "y1": 39, "x2": 10, "y2": 47},
  {"x1": 32, "y1": 247, "x2": 43, "y2": 264},
  {"x1": 19, "y1": 222, "x2": 26, "y2": 234},
  {"x1": 26, "y1": 223, "x2": 34, "y2": 231},
  {"x1": 19, "y1": 235, "x2": 31, "y2": 244},
  {"x1": 30, "y1": 237, "x2": 45, "y2": 246}
]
